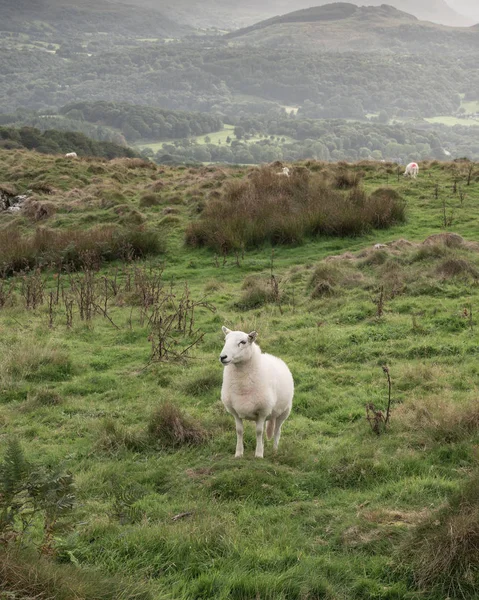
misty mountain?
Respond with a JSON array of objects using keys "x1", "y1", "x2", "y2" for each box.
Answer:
[
  {"x1": 121, "y1": 0, "x2": 472, "y2": 28},
  {"x1": 225, "y1": 3, "x2": 479, "y2": 53},
  {"x1": 446, "y1": 0, "x2": 479, "y2": 22},
  {"x1": 0, "y1": 0, "x2": 189, "y2": 38}
]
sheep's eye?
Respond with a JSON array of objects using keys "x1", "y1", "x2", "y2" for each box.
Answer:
[{"x1": 239, "y1": 340, "x2": 246, "y2": 346}]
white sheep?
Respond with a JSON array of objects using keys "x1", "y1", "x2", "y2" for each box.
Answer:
[
  {"x1": 277, "y1": 166, "x2": 290, "y2": 177},
  {"x1": 404, "y1": 162, "x2": 419, "y2": 178},
  {"x1": 65, "y1": 152, "x2": 78, "y2": 158},
  {"x1": 219, "y1": 327, "x2": 294, "y2": 458}
]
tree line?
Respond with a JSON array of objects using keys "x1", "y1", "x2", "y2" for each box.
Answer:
[{"x1": 0, "y1": 126, "x2": 138, "y2": 159}]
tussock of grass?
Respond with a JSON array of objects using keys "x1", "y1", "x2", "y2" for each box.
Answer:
[
  {"x1": 0, "y1": 339, "x2": 72, "y2": 385},
  {"x1": 96, "y1": 419, "x2": 145, "y2": 454},
  {"x1": 0, "y1": 548, "x2": 150, "y2": 600},
  {"x1": 139, "y1": 193, "x2": 161, "y2": 208},
  {"x1": 396, "y1": 397, "x2": 479, "y2": 443},
  {"x1": 185, "y1": 167, "x2": 406, "y2": 252},
  {"x1": 401, "y1": 470, "x2": 479, "y2": 598},
  {"x1": 235, "y1": 276, "x2": 276, "y2": 310},
  {"x1": 180, "y1": 367, "x2": 223, "y2": 397},
  {"x1": 0, "y1": 226, "x2": 164, "y2": 274},
  {"x1": 29, "y1": 388, "x2": 63, "y2": 407},
  {"x1": 147, "y1": 402, "x2": 208, "y2": 448},
  {"x1": 333, "y1": 168, "x2": 362, "y2": 189},
  {"x1": 437, "y1": 257, "x2": 479, "y2": 279},
  {"x1": 309, "y1": 263, "x2": 341, "y2": 298}
]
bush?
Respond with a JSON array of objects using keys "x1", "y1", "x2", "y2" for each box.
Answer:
[
  {"x1": 333, "y1": 168, "x2": 362, "y2": 189},
  {"x1": 185, "y1": 166, "x2": 406, "y2": 252},
  {"x1": 0, "y1": 226, "x2": 165, "y2": 275},
  {"x1": 147, "y1": 402, "x2": 208, "y2": 448}
]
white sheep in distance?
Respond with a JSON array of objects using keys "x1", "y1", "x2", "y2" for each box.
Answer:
[
  {"x1": 219, "y1": 327, "x2": 294, "y2": 458},
  {"x1": 65, "y1": 152, "x2": 78, "y2": 158},
  {"x1": 404, "y1": 162, "x2": 419, "y2": 178},
  {"x1": 277, "y1": 166, "x2": 290, "y2": 177}
]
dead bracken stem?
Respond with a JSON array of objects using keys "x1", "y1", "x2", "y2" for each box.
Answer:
[
  {"x1": 382, "y1": 364, "x2": 392, "y2": 427},
  {"x1": 365, "y1": 365, "x2": 393, "y2": 434}
]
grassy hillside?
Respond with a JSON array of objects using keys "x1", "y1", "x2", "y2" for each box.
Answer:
[
  {"x1": 0, "y1": 0, "x2": 189, "y2": 38},
  {"x1": 0, "y1": 149, "x2": 478, "y2": 599},
  {"x1": 226, "y1": 3, "x2": 478, "y2": 52},
  {"x1": 122, "y1": 0, "x2": 472, "y2": 28}
]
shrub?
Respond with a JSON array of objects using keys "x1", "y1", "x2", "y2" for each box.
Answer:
[
  {"x1": 401, "y1": 470, "x2": 479, "y2": 598},
  {"x1": 0, "y1": 226, "x2": 165, "y2": 275},
  {"x1": 185, "y1": 166, "x2": 406, "y2": 252},
  {"x1": 147, "y1": 402, "x2": 208, "y2": 448},
  {"x1": 333, "y1": 168, "x2": 362, "y2": 189}
]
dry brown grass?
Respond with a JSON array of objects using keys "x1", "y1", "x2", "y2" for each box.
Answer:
[
  {"x1": 401, "y1": 470, "x2": 479, "y2": 598},
  {"x1": 395, "y1": 397, "x2": 479, "y2": 443},
  {"x1": 186, "y1": 167, "x2": 406, "y2": 252},
  {"x1": 436, "y1": 257, "x2": 479, "y2": 280},
  {"x1": 0, "y1": 547, "x2": 150, "y2": 600},
  {"x1": 0, "y1": 226, "x2": 164, "y2": 274}
]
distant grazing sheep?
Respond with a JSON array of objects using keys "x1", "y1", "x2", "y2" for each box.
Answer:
[
  {"x1": 404, "y1": 162, "x2": 419, "y2": 178},
  {"x1": 277, "y1": 166, "x2": 290, "y2": 177},
  {"x1": 219, "y1": 327, "x2": 294, "y2": 458},
  {"x1": 65, "y1": 152, "x2": 78, "y2": 158}
]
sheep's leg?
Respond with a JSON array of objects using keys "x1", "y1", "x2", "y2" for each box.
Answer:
[
  {"x1": 255, "y1": 418, "x2": 266, "y2": 458},
  {"x1": 273, "y1": 409, "x2": 290, "y2": 452},
  {"x1": 234, "y1": 416, "x2": 244, "y2": 458}
]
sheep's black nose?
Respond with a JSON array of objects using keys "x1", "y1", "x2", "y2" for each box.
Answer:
[{"x1": 220, "y1": 355, "x2": 228, "y2": 362}]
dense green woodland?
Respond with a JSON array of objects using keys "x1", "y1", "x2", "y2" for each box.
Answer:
[
  {"x1": 59, "y1": 102, "x2": 223, "y2": 142},
  {"x1": 0, "y1": 126, "x2": 137, "y2": 158},
  {"x1": 0, "y1": 44, "x2": 476, "y2": 118},
  {"x1": 153, "y1": 119, "x2": 479, "y2": 163},
  {"x1": 0, "y1": 0, "x2": 189, "y2": 39}
]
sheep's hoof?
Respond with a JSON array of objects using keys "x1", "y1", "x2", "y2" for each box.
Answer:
[
  {"x1": 235, "y1": 453, "x2": 243, "y2": 458},
  {"x1": 255, "y1": 453, "x2": 264, "y2": 459}
]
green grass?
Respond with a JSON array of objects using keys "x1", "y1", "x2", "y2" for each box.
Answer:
[
  {"x1": 0, "y1": 152, "x2": 478, "y2": 599},
  {"x1": 135, "y1": 124, "x2": 292, "y2": 153},
  {"x1": 425, "y1": 116, "x2": 479, "y2": 127}
]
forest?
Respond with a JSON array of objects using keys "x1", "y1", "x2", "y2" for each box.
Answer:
[
  {"x1": 0, "y1": 126, "x2": 138, "y2": 158},
  {"x1": 1, "y1": 41, "x2": 477, "y2": 118}
]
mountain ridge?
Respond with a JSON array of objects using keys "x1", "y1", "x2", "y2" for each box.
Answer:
[
  {"x1": 224, "y1": 3, "x2": 479, "y2": 53},
  {"x1": 0, "y1": 0, "x2": 190, "y2": 38},
  {"x1": 120, "y1": 0, "x2": 473, "y2": 28}
]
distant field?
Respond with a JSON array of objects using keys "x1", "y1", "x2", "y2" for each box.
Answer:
[
  {"x1": 135, "y1": 124, "x2": 293, "y2": 153},
  {"x1": 425, "y1": 116, "x2": 479, "y2": 127},
  {"x1": 461, "y1": 100, "x2": 479, "y2": 114}
]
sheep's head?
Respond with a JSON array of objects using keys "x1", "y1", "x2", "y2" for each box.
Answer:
[{"x1": 219, "y1": 327, "x2": 257, "y2": 366}]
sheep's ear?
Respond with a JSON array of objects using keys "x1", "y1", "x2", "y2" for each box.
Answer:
[
  {"x1": 222, "y1": 326, "x2": 231, "y2": 336},
  {"x1": 248, "y1": 331, "x2": 257, "y2": 343}
]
